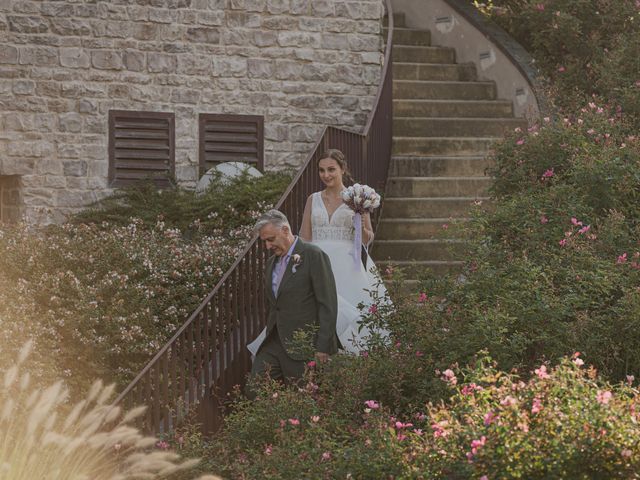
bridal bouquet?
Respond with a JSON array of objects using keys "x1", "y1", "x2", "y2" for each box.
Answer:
[
  {"x1": 341, "y1": 183, "x2": 381, "y2": 215},
  {"x1": 341, "y1": 184, "x2": 381, "y2": 268}
]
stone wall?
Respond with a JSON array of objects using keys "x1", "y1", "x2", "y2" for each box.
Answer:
[{"x1": 0, "y1": 0, "x2": 385, "y2": 223}]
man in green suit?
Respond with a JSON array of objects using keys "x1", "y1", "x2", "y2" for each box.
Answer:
[{"x1": 247, "y1": 209, "x2": 338, "y2": 396}]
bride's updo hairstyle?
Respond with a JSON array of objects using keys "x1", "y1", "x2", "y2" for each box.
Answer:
[{"x1": 318, "y1": 149, "x2": 354, "y2": 185}]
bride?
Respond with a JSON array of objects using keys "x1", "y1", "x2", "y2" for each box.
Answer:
[
  {"x1": 247, "y1": 149, "x2": 389, "y2": 356},
  {"x1": 302, "y1": 149, "x2": 389, "y2": 353}
]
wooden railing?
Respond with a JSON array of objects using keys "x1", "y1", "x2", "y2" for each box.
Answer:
[{"x1": 113, "y1": 1, "x2": 394, "y2": 436}]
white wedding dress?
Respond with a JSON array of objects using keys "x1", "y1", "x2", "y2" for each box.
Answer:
[{"x1": 247, "y1": 192, "x2": 389, "y2": 356}]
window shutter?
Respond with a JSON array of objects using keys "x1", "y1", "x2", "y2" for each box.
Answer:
[
  {"x1": 199, "y1": 114, "x2": 264, "y2": 176},
  {"x1": 109, "y1": 110, "x2": 175, "y2": 188}
]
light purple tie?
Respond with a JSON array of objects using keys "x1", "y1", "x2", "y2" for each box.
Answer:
[{"x1": 273, "y1": 254, "x2": 288, "y2": 295}]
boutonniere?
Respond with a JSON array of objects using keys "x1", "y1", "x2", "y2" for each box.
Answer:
[{"x1": 291, "y1": 254, "x2": 302, "y2": 273}]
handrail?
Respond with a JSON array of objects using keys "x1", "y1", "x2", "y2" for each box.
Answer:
[{"x1": 113, "y1": 0, "x2": 394, "y2": 435}]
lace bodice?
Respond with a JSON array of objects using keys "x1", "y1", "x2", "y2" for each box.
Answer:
[{"x1": 311, "y1": 191, "x2": 355, "y2": 242}]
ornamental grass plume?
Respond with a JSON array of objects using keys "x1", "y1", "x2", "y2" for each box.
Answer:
[{"x1": 0, "y1": 341, "x2": 219, "y2": 480}]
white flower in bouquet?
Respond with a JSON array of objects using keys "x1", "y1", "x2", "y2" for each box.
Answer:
[{"x1": 341, "y1": 183, "x2": 381, "y2": 215}]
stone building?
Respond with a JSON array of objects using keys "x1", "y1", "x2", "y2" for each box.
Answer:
[{"x1": 0, "y1": 0, "x2": 385, "y2": 223}]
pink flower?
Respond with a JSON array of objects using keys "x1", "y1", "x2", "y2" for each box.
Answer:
[
  {"x1": 311, "y1": 415, "x2": 320, "y2": 423},
  {"x1": 558, "y1": 66, "x2": 566, "y2": 72},
  {"x1": 368, "y1": 304, "x2": 378, "y2": 314},
  {"x1": 441, "y1": 223, "x2": 449, "y2": 230},
  {"x1": 571, "y1": 217, "x2": 583, "y2": 226},
  {"x1": 559, "y1": 238, "x2": 567, "y2": 247},
  {"x1": 540, "y1": 215, "x2": 549, "y2": 224},
  {"x1": 587, "y1": 128, "x2": 596, "y2": 135},
  {"x1": 307, "y1": 360, "x2": 316, "y2": 368},
  {"x1": 395, "y1": 421, "x2": 414, "y2": 429},
  {"x1": 364, "y1": 400, "x2": 380, "y2": 410},
  {"x1": 622, "y1": 449, "x2": 632, "y2": 458},
  {"x1": 535, "y1": 365, "x2": 550, "y2": 379},
  {"x1": 573, "y1": 357, "x2": 584, "y2": 366},
  {"x1": 471, "y1": 436, "x2": 486, "y2": 449},
  {"x1": 627, "y1": 375, "x2": 635, "y2": 385},
  {"x1": 535, "y1": 3, "x2": 545, "y2": 11},
  {"x1": 531, "y1": 397, "x2": 542, "y2": 414},
  {"x1": 597, "y1": 390, "x2": 612, "y2": 405},
  {"x1": 484, "y1": 411, "x2": 497, "y2": 426},
  {"x1": 541, "y1": 168, "x2": 554, "y2": 179},
  {"x1": 264, "y1": 444, "x2": 273, "y2": 455},
  {"x1": 442, "y1": 369, "x2": 457, "y2": 385},
  {"x1": 321, "y1": 451, "x2": 331, "y2": 461},
  {"x1": 413, "y1": 428, "x2": 424, "y2": 436},
  {"x1": 397, "y1": 433, "x2": 407, "y2": 441},
  {"x1": 418, "y1": 292, "x2": 428, "y2": 303},
  {"x1": 500, "y1": 395, "x2": 517, "y2": 407},
  {"x1": 288, "y1": 418, "x2": 300, "y2": 426},
  {"x1": 416, "y1": 351, "x2": 424, "y2": 357},
  {"x1": 617, "y1": 253, "x2": 628, "y2": 264},
  {"x1": 432, "y1": 421, "x2": 449, "y2": 438},
  {"x1": 156, "y1": 440, "x2": 169, "y2": 450},
  {"x1": 516, "y1": 138, "x2": 525, "y2": 145},
  {"x1": 461, "y1": 383, "x2": 482, "y2": 395},
  {"x1": 578, "y1": 225, "x2": 591, "y2": 234}
]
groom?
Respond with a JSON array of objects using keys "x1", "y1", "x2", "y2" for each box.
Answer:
[{"x1": 247, "y1": 209, "x2": 338, "y2": 396}]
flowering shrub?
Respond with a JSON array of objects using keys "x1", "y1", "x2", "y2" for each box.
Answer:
[
  {"x1": 193, "y1": 351, "x2": 640, "y2": 478},
  {"x1": 480, "y1": 0, "x2": 640, "y2": 123},
  {"x1": 414, "y1": 353, "x2": 640, "y2": 478},
  {"x1": 0, "y1": 174, "x2": 289, "y2": 391},
  {"x1": 413, "y1": 106, "x2": 640, "y2": 381}
]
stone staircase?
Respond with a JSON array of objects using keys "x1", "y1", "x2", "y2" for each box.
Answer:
[{"x1": 372, "y1": 13, "x2": 527, "y2": 284}]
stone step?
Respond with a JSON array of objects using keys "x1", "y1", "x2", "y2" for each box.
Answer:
[
  {"x1": 383, "y1": 12, "x2": 407, "y2": 28},
  {"x1": 394, "y1": 62, "x2": 477, "y2": 81},
  {"x1": 383, "y1": 28, "x2": 431, "y2": 46},
  {"x1": 387, "y1": 176, "x2": 491, "y2": 197},
  {"x1": 394, "y1": 80, "x2": 496, "y2": 101},
  {"x1": 394, "y1": 99, "x2": 514, "y2": 118},
  {"x1": 393, "y1": 46, "x2": 456, "y2": 64},
  {"x1": 377, "y1": 217, "x2": 471, "y2": 239},
  {"x1": 393, "y1": 137, "x2": 497, "y2": 156},
  {"x1": 394, "y1": 117, "x2": 527, "y2": 137},
  {"x1": 371, "y1": 239, "x2": 467, "y2": 261},
  {"x1": 376, "y1": 259, "x2": 464, "y2": 276},
  {"x1": 389, "y1": 156, "x2": 492, "y2": 177},
  {"x1": 383, "y1": 197, "x2": 489, "y2": 218}
]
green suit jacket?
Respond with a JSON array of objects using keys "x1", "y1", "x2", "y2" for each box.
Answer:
[{"x1": 264, "y1": 238, "x2": 338, "y2": 361}]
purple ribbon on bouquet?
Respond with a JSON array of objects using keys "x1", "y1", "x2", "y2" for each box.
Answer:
[{"x1": 353, "y1": 212, "x2": 362, "y2": 269}]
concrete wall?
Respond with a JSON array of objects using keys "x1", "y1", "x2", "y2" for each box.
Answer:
[
  {"x1": 0, "y1": 0, "x2": 385, "y2": 223},
  {"x1": 391, "y1": 0, "x2": 540, "y2": 121}
]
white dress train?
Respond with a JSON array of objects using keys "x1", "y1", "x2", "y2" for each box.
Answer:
[{"x1": 247, "y1": 192, "x2": 390, "y2": 356}]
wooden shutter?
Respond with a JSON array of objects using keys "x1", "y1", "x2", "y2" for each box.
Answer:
[
  {"x1": 109, "y1": 110, "x2": 175, "y2": 188},
  {"x1": 199, "y1": 114, "x2": 264, "y2": 176},
  {"x1": 0, "y1": 175, "x2": 21, "y2": 224}
]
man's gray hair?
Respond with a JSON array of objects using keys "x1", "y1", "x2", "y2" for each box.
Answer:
[{"x1": 254, "y1": 209, "x2": 291, "y2": 234}]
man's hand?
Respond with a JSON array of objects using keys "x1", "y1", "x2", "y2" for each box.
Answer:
[{"x1": 315, "y1": 351, "x2": 330, "y2": 363}]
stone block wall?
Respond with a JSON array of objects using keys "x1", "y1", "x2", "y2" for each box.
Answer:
[{"x1": 0, "y1": 0, "x2": 385, "y2": 223}]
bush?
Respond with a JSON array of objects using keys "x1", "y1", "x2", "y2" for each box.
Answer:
[
  {"x1": 480, "y1": 0, "x2": 640, "y2": 125},
  {"x1": 416, "y1": 353, "x2": 640, "y2": 479},
  {"x1": 0, "y1": 173, "x2": 289, "y2": 391},
  {"x1": 412, "y1": 107, "x2": 640, "y2": 381}
]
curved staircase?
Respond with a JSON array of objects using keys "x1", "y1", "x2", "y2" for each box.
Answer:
[{"x1": 372, "y1": 12, "x2": 527, "y2": 284}]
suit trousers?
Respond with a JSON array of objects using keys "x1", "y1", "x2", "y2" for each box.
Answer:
[{"x1": 246, "y1": 328, "x2": 305, "y2": 399}]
